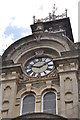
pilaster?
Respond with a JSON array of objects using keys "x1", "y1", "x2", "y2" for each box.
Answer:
[
  {"x1": 1, "y1": 63, "x2": 23, "y2": 118},
  {"x1": 55, "y1": 58, "x2": 79, "y2": 118}
]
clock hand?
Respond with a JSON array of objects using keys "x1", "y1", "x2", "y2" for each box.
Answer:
[
  {"x1": 44, "y1": 60, "x2": 52, "y2": 65},
  {"x1": 39, "y1": 60, "x2": 52, "y2": 67},
  {"x1": 32, "y1": 65, "x2": 41, "y2": 68},
  {"x1": 32, "y1": 60, "x2": 53, "y2": 68},
  {"x1": 28, "y1": 64, "x2": 40, "y2": 68},
  {"x1": 32, "y1": 63, "x2": 47, "y2": 68}
]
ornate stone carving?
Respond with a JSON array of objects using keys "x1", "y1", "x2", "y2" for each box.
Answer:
[
  {"x1": 2, "y1": 100, "x2": 9, "y2": 111},
  {"x1": 32, "y1": 82, "x2": 45, "y2": 89},
  {"x1": 65, "y1": 92, "x2": 73, "y2": 102},
  {"x1": 35, "y1": 49, "x2": 44, "y2": 56},
  {"x1": 3, "y1": 86, "x2": 11, "y2": 100},
  {"x1": 34, "y1": 34, "x2": 42, "y2": 42},
  {"x1": 64, "y1": 77, "x2": 72, "y2": 91},
  {"x1": 33, "y1": 4, "x2": 67, "y2": 23}
]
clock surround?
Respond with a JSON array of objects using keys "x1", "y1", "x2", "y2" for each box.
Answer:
[{"x1": 25, "y1": 56, "x2": 54, "y2": 77}]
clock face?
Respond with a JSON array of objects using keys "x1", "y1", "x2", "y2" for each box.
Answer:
[{"x1": 25, "y1": 57, "x2": 54, "y2": 77}]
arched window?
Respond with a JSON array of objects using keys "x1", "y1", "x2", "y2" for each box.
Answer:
[
  {"x1": 42, "y1": 91, "x2": 56, "y2": 114},
  {"x1": 20, "y1": 94, "x2": 35, "y2": 115}
]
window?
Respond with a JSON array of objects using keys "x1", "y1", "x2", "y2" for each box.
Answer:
[
  {"x1": 20, "y1": 94, "x2": 35, "y2": 115},
  {"x1": 42, "y1": 91, "x2": 56, "y2": 114}
]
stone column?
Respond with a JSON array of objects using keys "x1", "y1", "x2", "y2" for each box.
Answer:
[
  {"x1": 57, "y1": 60, "x2": 78, "y2": 118},
  {"x1": 1, "y1": 64, "x2": 22, "y2": 118},
  {"x1": 36, "y1": 95, "x2": 41, "y2": 112}
]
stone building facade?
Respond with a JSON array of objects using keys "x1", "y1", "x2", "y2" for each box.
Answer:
[{"x1": 0, "y1": 13, "x2": 80, "y2": 119}]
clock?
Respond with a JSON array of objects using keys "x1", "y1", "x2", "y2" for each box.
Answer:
[{"x1": 25, "y1": 57, "x2": 54, "y2": 77}]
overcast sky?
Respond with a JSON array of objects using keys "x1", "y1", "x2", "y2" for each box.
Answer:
[{"x1": 0, "y1": 0, "x2": 79, "y2": 55}]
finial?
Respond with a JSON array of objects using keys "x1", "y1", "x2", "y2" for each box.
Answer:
[
  {"x1": 52, "y1": 4, "x2": 57, "y2": 16},
  {"x1": 65, "y1": 9, "x2": 68, "y2": 17},
  {"x1": 49, "y1": 13, "x2": 52, "y2": 20},
  {"x1": 33, "y1": 16, "x2": 35, "y2": 24},
  {"x1": 52, "y1": 4, "x2": 57, "y2": 20}
]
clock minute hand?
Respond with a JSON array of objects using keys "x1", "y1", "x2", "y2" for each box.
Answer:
[{"x1": 41, "y1": 60, "x2": 52, "y2": 67}]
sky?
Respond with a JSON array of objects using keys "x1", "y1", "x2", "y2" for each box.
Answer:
[{"x1": 0, "y1": 0, "x2": 79, "y2": 55}]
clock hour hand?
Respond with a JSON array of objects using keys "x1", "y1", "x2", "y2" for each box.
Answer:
[
  {"x1": 32, "y1": 64, "x2": 46, "y2": 68},
  {"x1": 31, "y1": 60, "x2": 53, "y2": 68},
  {"x1": 26, "y1": 64, "x2": 37, "y2": 69},
  {"x1": 32, "y1": 60, "x2": 52, "y2": 68},
  {"x1": 32, "y1": 65, "x2": 41, "y2": 68}
]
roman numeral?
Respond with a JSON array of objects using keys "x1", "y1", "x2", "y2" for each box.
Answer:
[
  {"x1": 34, "y1": 59, "x2": 39, "y2": 63},
  {"x1": 29, "y1": 61, "x2": 34, "y2": 65},
  {"x1": 41, "y1": 72, "x2": 46, "y2": 76},
  {"x1": 32, "y1": 72, "x2": 36, "y2": 77},
  {"x1": 42, "y1": 58, "x2": 46, "y2": 62},
  {"x1": 44, "y1": 71, "x2": 47, "y2": 74},
  {"x1": 26, "y1": 69, "x2": 31, "y2": 72},
  {"x1": 39, "y1": 58, "x2": 42, "y2": 62},
  {"x1": 48, "y1": 64, "x2": 53, "y2": 66},
  {"x1": 47, "y1": 68, "x2": 52, "y2": 71},
  {"x1": 45, "y1": 58, "x2": 50, "y2": 62},
  {"x1": 27, "y1": 69, "x2": 33, "y2": 75}
]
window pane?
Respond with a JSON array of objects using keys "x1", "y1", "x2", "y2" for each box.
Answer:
[
  {"x1": 22, "y1": 94, "x2": 35, "y2": 114},
  {"x1": 43, "y1": 92, "x2": 56, "y2": 114}
]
